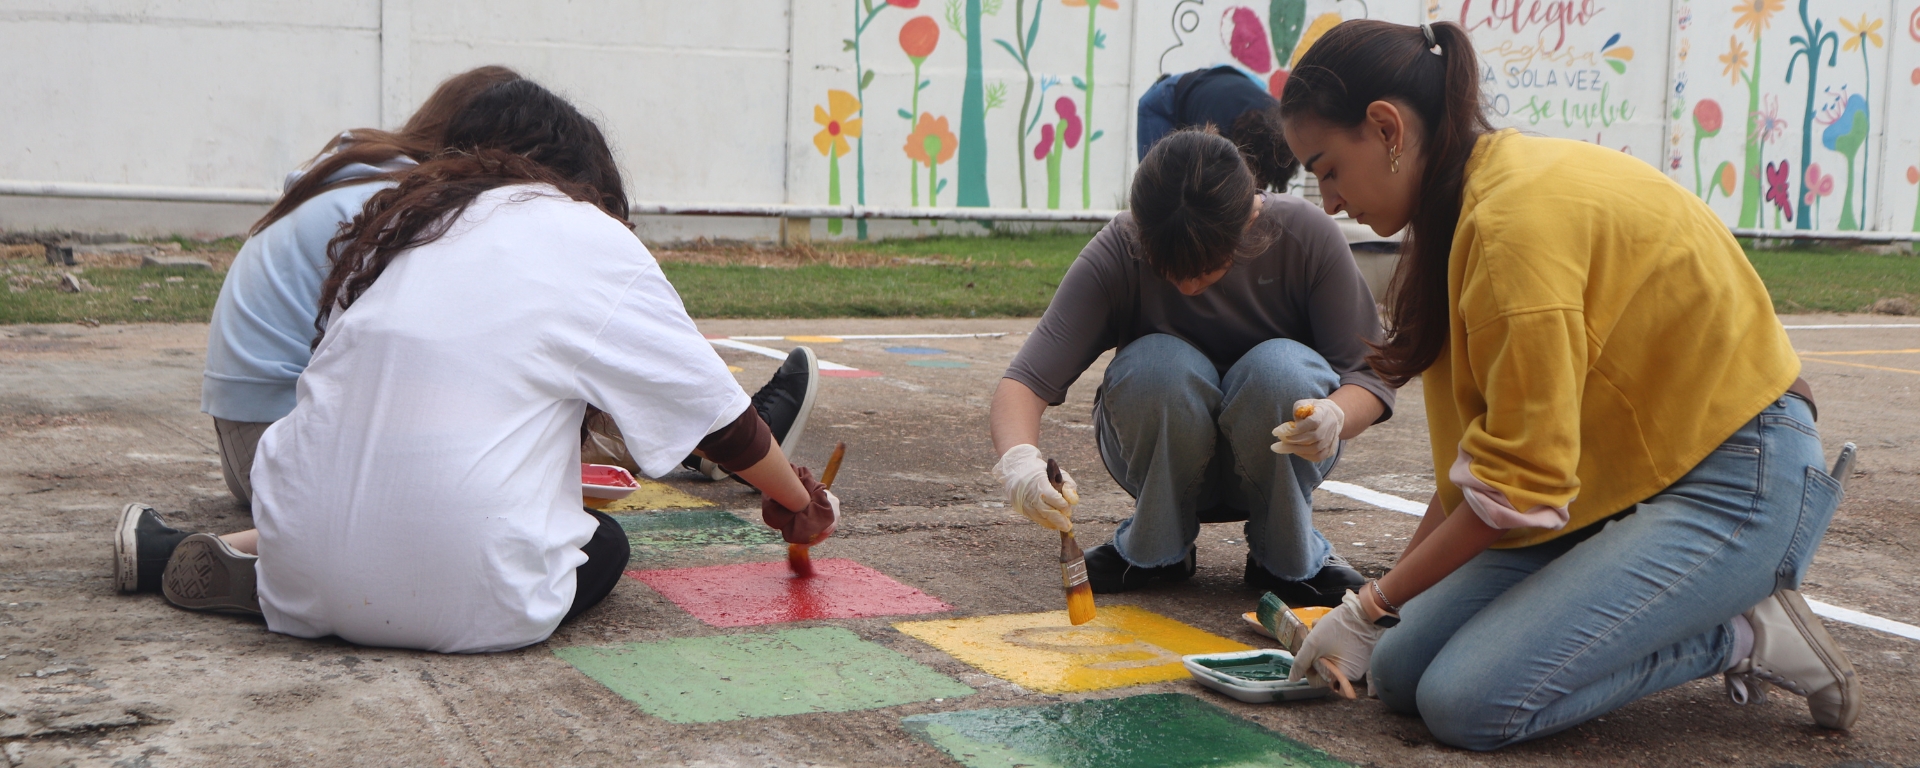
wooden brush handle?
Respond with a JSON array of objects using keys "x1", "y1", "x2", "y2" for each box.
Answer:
[{"x1": 820, "y1": 442, "x2": 847, "y2": 490}]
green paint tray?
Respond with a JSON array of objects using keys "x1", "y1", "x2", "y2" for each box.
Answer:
[{"x1": 1183, "y1": 649, "x2": 1330, "y2": 703}]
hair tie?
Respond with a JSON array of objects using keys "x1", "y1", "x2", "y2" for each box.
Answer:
[{"x1": 1420, "y1": 22, "x2": 1440, "y2": 53}]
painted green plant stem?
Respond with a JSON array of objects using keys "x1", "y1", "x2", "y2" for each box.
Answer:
[
  {"x1": 1786, "y1": 0, "x2": 1838, "y2": 230},
  {"x1": 910, "y1": 58, "x2": 926, "y2": 207},
  {"x1": 828, "y1": 146, "x2": 843, "y2": 235},
  {"x1": 1736, "y1": 37, "x2": 1763, "y2": 227},
  {"x1": 929, "y1": 135, "x2": 945, "y2": 207},
  {"x1": 1046, "y1": 123, "x2": 1065, "y2": 209},
  {"x1": 956, "y1": 0, "x2": 990, "y2": 207},
  {"x1": 850, "y1": 0, "x2": 891, "y2": 239},
  {"x1": 994, "y1": 0, "x2": 1043, "y2": 208},
  {"x1": 1079, "y1": 1, "x2": 1099, "y2": 209}
]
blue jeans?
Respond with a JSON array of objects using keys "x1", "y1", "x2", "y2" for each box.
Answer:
[
  {"x1": 1370, "y1": 394, "x2": 1842, "y2": 750},
  {"x1": 1136, "y1": 74, "x2": 1183, "y2": 161},
  {"x1": 1095, "y1": 334, "x2": 1338, "y2": 575}
]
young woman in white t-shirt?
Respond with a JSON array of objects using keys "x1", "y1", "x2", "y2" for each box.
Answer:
[{"x1": 116, "y1": 80, "x2": 839, "y2": 653}]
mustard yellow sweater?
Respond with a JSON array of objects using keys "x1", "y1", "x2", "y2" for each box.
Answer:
[{"x1": 1424, "y1": 130, "x2": 1800, "y2": 548}]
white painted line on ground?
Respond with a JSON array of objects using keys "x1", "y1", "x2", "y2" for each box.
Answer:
[
  {"x1": 1783, "y1": 324, "x2": 1920, "y2": 330},
  {"x1": 707, "y1": 338, "x2": 859, "y2": 371},
  {"x1": 727, "y1": 333, "x2": 1013, "y2": 341},
  {"x1": 1320, "y1": 481, "x2": 1429, "y2": 516},
  {"x1": 1319, "y1": 479, "x2": 1920, "y2": 642},
  {"x1": 1804, "y1": 600, "x2": 1920, "y2": 641}
]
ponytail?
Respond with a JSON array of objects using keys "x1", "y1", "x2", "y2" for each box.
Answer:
[{"x1": 1279, "y1": 20, "x2": 1490, "y2": 386}]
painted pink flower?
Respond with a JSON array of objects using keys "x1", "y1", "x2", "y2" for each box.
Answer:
[
  {"x1": 888, "y1": 0, "x2": 920, "y2": 7},
  {"x1": 1056, "y1": 97, "x2": 1083, "y2": 149},
  {"x1": 1693, "y1": 99, "x2": 1723, "y2": 135},
  {"x1": 1224, "y1": 6, "x2": 1272, "y2": 73},
  {"x1": 1803, "y1": 163, "x2": 1834, "y2": 205},
  {"x1": 1765, "y1": 160, "x2": 1793, "y2": 220},
  {"x1": 1036, "y1": 124, "x2": 1055, "y2": 160}
]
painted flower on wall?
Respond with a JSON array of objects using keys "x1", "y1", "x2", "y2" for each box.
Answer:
[
  {"x1": 815, "y1": 90, "x2": 862, "y2": 235},
  {"x1": 1717, "y1": 37, "x2": 1747, "y2": 85},
  {"x1": 1840, "y1": 14, "x2": 1883, "y2": 50},
  {"x1": 1224, "y1": 6, "x2": 1273, "y2": 74},
  {"x1": 899, "y1": 15, "x2": 940, "y2": 208},
  {"x1": 1692, "y1": 99, "x2": 1722, "y2": 197},
  {"x1": 1752, "y1": 94, "x2": 1786, "y2": 146},
  {"x1": 905, "y1": 113, "x2": 958, "y2": 207},
  {"x1": 1732, "y1": 0, "x2": 1783, "y2": 37},
  {"x1": 1035, "y1": 97, "x2": 1083, "y2": 210},
  {"x1": 1766, "y1": 160, "x2": 1794, "y2": 223},
  {"x1": 888, "y1": 0, "x2": 921, "y2": 7},
  {"x1": 1803, "y1": 163, "x2": 1834, "y2": 226}
]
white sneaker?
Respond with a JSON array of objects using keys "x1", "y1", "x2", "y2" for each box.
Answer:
[{"x1": 1724, "y1": 589, "x2": 1859, "y2": 729}]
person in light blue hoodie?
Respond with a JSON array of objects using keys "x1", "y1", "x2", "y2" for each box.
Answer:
[{"x1": 202, "y1": 66, "x2": 522, "y2": 505}]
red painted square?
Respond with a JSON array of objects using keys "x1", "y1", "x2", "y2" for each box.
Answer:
[{"x1": 627, "y1": 558, "x2": 953, "y2": 627}]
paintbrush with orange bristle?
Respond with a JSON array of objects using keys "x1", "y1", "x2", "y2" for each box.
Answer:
[
  {"x1": 789, "y1": 442, "x2": 846, "y2": 578},
  {"x1": 1047, "y1": 459, "x2": 1096, "y2": 625}
]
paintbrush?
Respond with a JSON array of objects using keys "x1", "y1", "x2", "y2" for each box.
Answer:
[
  {"x1": 789, "y1": 441, "x2": 846, "y2": 578},
  {"x1": 1047, "y1": 459, "x2": 1096, "y2": 626}
]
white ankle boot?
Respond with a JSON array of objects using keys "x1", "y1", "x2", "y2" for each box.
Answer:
[{"x1": 1724, "y1": 589, "x2": 1859, "y2": 729}]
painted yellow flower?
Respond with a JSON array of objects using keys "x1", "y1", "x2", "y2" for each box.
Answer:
[
  {"x1": 813, "y1": 90, "x2": 862, "y2": 158},
  {"x1": 1731, "y1": 0, "x2": 1783, "y2": 38},
  {"x1": 1840, "y1": 15, "x2": 1884, "y2": 51},
  {"x1": 1719, "y1": 36, "x2": 1749, "y2": 86}
]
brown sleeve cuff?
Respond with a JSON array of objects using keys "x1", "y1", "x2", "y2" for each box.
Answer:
[{"x1": 696, "y1": 407, "x2": 772, "y2": 474}]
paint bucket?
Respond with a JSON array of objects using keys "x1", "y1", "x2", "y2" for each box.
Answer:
[
  {"x1": 582, "y1": 463, "x2": 638, "y2": 508},
  {"x1": 1182, "y1": 649, "x2": 1330, "y2": 703}
]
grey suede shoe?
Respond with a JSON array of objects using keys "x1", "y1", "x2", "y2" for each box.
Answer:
[
  {"x1": 1725, "y1": 589, "x2": 1860, "y2": 730},
  {"x1": 161, "y1": 533, "x2": 261, "y2": 615}
]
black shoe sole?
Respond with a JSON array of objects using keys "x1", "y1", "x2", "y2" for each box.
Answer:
[{"x1": 162, "y1": 534, "x2": 261, "y2": 615}]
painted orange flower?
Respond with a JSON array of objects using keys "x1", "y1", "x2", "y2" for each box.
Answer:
[
  {"x1": 1718, "y1": 36, "x2": 1748, "y2": 85},
  {"x1": 813, "y1": 90, "x2": 862, "y2": 158},
  {"x1": 1841, "y1": 15, "x2": 1885, "y2": 51},
  {"x1": 900, "y1": 15, "x2": 939, "y2": 61},
  {"x1": 904, "y1": 113, "x2": 957, "y2": 167},
  {"x1": 1063, "y1": 0, "x2": 1119, "y2": 8},
  {"x1": 1731, "y1": 0, "x2": 1783, "y2": 38}
]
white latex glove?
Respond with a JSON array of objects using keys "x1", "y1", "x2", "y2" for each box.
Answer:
[
  {"x1": 992, "y1": 444, "x2": 1079, "y2": 532},
  {"x1": 1288, "y1": 589, "x2": 1386, "y2": 698},
  {"x1": 1271, "y1": 398, "x2": 1344, "y2": 462}
]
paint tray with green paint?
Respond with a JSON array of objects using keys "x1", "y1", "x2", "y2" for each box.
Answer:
[{"x1": 1183, "y1": 649, "x2": 1330, "y2": 703}]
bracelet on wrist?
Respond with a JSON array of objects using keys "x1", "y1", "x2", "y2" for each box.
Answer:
[{"x1": 1369, "y1": 579, "x2": 1401, "y2": 615}]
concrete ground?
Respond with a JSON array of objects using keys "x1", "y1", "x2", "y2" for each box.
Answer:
[{"x1": 0, "y1": 315, "x2": 1916, "y2": 767}]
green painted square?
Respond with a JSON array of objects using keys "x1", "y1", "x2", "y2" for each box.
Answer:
[
  {"x1": 555, "y1": 627, "x2": 974, "y2": 724},
  {"x1": 902, "y1": 693, "x2": 1350, "y2": 768},
  {"x1": 612, "y1": 509, "x2": 780, "y2": 553}
]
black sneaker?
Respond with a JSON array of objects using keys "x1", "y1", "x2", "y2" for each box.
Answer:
[
  {"x1": 683, "y1": 347, "x2": 820, "y2": 482},
  {"x1": 1084, "y1": 543, "x2": 1197, "y2": 594},
  {"x1": 754, "y1": 346, "x2": 819, "y2": 458},
  {"x1": 115, "y1": 503, "x2": 191, "y2": 594},
  {"x1": 1247, "y1": 552, "x2": 1366, "y2": 608},
  {"x1": 161, "y1": 533, "x2": 261, "y2": 615}
]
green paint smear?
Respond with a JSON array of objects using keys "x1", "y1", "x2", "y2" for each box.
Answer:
[
  {"x1": 1193, "y1": 655, "x2": 1294, "y2": 682},
  {"x1": 902, "y1": 693, "x2": 1350, "y2": 768},
  {"x1": 555, "y1": 627, "x2": 974, "y2": 724},
  {"x1": 612, "y1": 510, "x2": 780, "y2": 553}
]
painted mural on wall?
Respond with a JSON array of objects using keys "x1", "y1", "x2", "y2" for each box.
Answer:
[
  {"x1": 1672, "y1": 0, "x2": 1892, "y2": 232},
  {"x1": 793, "y1": 0, "x2": 1920, "y2": 238},
  {"x1": 791, "y1": 0, "x2": 1135, "y2": 238}
]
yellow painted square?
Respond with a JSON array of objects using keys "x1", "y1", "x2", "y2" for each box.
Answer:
[
  {"x1": 602, "y1": 479, "x2": 716, "y2": 512},
  {"x1": 894, "y1": 605, "x2": 1252, "y2": 694}
]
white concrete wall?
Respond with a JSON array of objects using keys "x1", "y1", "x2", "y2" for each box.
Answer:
[{"x1": 7, "y1": 0, "x2": 1920, "y2": 240}]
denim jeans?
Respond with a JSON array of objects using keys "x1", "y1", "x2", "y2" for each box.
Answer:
[
  {"x1": 1136, "y1": 73, "x2": 1183, "y2": 161},
  {"x1": 1370, "y1": 394, "x2": 1842, "y2": 750},
  {"x1": 1095, "y1": 334, "x2": 1339, "y2": 576}
]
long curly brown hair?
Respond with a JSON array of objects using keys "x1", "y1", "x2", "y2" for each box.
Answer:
[{"x1": 313, "y1": 80, "x2": 628, "y2": 345}]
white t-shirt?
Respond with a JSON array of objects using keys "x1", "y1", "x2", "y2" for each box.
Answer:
[{"x1": 250, "y1": 185, "x2": 749, "y2": 653}]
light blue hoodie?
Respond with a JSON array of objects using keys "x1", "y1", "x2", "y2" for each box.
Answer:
[{"x1": 201, "y1": 157, "x2": 413, "y2": 423}]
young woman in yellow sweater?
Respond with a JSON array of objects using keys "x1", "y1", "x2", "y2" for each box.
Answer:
[{"x1": 1271, "y1": 19, "x2": 1858, "y2": 748}]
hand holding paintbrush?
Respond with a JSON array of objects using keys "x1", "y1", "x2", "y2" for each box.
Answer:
[
  {"x1": 1046, "y1": 459, "x2": 1096, "y2": 625},
  {"x1": 786, "y1": 442, "x2": 847, "y2": 577}
]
